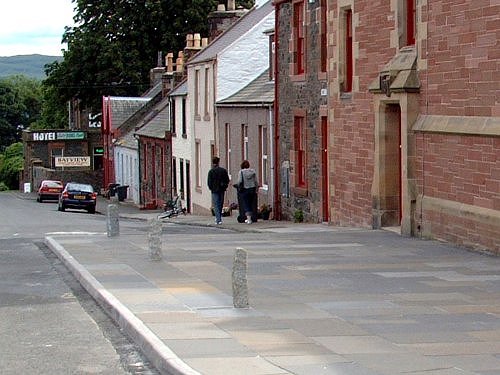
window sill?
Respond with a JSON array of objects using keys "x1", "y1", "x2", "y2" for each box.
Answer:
[
  {"x1": 290, "y1": 73, "x2": 306, "y2": 82},
  {"x1": 292, "y1": 186, "x2": 308, "y2": 197},
  {"x1": 317, "y1": 71, "x2": 327, "y2": 81},
  {"x1": 340, "y1": 92, "x2": 352, "y2": 101}
]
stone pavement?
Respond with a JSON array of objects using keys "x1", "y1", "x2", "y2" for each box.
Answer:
[{"x1": 44, "y1": 197, "x2": 500, "y2": 375}]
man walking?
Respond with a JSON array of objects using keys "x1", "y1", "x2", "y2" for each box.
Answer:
[{"x1": 207, "y1": 156, "x2": 230, "y2": 225}]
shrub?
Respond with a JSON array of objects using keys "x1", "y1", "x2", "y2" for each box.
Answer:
[
  {"x1": 294, "y1": 209, "x2": 304, "y2": 223},
  {"x1": 0, "y1": 142, "x2": 24, "y2": 189}
]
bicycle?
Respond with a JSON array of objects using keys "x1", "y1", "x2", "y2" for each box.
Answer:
[{"x1": 157, "y1": 196, "x2": 187, "y2": 220}]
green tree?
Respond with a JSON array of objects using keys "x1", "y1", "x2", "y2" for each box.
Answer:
[
  {"x1": 44, "y1": 0, "x2": 255, "y2": 114},
  {"x1": 0, "y1": 142, "x2": 24, "y2": 189},
  {"x1": 0, "y1": 76, "x2": 42, "y2": 151},
  {"x1": 44, "y1": 0, "x2": 222, "y2": 112}
]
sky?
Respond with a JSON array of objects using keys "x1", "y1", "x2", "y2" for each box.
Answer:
[{"x1": 0, "y1": 0, "x2": 75, "y2": 57}]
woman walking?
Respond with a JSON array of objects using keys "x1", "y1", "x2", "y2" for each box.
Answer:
[{"x1": 237, "y1": 160, "x2": 258, "y2": 224}]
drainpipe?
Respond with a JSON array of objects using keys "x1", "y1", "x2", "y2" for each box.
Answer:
[
  {"x1": 268, "y1": 104, "x2": 275, "y2": 212},
  {"x1": 134, "y1": 134, "x2": 143, "y2": 207},
  {"x1": 272, "y1": 1, "x2": 288, "y2": 220}
]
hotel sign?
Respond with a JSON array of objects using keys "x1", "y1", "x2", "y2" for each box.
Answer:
[
  {"x1": 32, "y1": 132, "x2": 86, "y2": 141},
  {"x1": 55, "y1": 156, "x2": 91, "y2": 167}
]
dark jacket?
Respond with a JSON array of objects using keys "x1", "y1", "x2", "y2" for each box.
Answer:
[{"x1": 207, "y1": 165, "x2": 230, "y2": 193}]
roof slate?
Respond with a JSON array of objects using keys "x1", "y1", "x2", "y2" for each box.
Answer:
[
  {"x1": 187, "y1": 1, "x2": 273, "y2": 65},
  {"x1": 106, "y1": 97, "x2": 151, "y2": 129},
  {"x1": 114, "y1": 131, "x2": 137, "y2": 149},
  {"x1": 217, "y1": 69, "x2": 274, "y2": 105},
  {"x1": 169, "y1": 80, "x2": 187, "y2": 97},
  {"x1": 142, "y1": 81, "x2": 162, "y2": 98},
  {"x1": 135, "y1": 98, "x2": 170, "y2": 139}
]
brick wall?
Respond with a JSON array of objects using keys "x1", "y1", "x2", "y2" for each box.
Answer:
[
  {"x1": 416, "y1": 133, "x2": 499, "y2": 210},
  {"x1": 421, "y1": 0, "x2": 500, "y2": 117},
  {"x1": 33, "y1": 166, "x2": 103, "y2": 192},
  {"x1": 414, "y1": 1, "x2": 500, "y2": 252},
  {"x1": 328, "y1": 0, "x2": 394, "y2": 227},
  {"x1": 325, "y1": 0, "x2": 499, "y2": 252}
]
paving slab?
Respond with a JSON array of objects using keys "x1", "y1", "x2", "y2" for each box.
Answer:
[{"x1": 44, "y1": 209, "x2": 500, "y2": 375}]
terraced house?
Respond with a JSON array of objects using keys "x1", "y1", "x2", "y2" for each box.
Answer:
[{"x1": 274, "y1": 0, "x2": 499, "y2": 252}]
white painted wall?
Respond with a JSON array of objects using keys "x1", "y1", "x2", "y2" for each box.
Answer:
[
  {"x1": 171, "y1": 94, "x2": 192, "y2": 209},
  {"x1": 189, "y1": 62, "x2": 217, "y2": 215},
  {"x1": 217, "y1": 10, "x2": 275, "y2": 101},
  {"x1": 114, "y1": 145, "x2": 140, "y2": 204}
]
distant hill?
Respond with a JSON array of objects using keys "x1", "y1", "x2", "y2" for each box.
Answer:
[{"x1": 0, "y1": 54, "x2": 62, "y2": 79}]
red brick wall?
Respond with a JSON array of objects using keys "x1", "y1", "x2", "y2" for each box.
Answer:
[
  {"x1": 415, "y1": 1, "x2": 500, "y2": 251},
  {"x1": 421, "y1": 0, "x2": 500, "y2": 117},
  {"x1": 416, "y1": 133, "x2": 500, "y2": 210},
  {"x1": 329, "y1": 0, "x2": 395, "y2": 227},
  {"x1": 327, "y1": 0, "x2": 499, "y2": 252}
]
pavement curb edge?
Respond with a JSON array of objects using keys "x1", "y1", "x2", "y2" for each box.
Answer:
[{"x1": 44, "y1": 236, "x2": 201, "y2": 375}]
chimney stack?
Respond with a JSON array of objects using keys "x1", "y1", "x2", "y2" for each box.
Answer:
[
  {"x1": 193, "y1": 33, "x2": 201, "y2": 48},
  {"x1": 166, "y1": 53, "x2": 174, "y2": 73},
  {"x1": 175, "y1": 51, "x2": 184, "y2": 73},
  {"x1": 207, "y1": 1, "x2": 247, "y2": 42}
]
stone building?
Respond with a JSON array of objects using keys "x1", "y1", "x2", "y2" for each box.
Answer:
[
  {"x1": 323, "y1": 0, "x2": 499, "y2": 252},
  {"x1": 273, "y1": 0, "x2": 498, "y2": 252},
  {"x1": 22, "y1": 129, "x2": 103, "y2": 192},
  {"x1": 134, "y1": 98, "x2": 172, "y2": 209},
  {"x1": 274, "y1": 0, "x2": 329, "y2": 222}
]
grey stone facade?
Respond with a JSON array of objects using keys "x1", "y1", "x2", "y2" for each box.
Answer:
[{"x1": 276, "y1": 1, "x2": 328, "y2": 222}]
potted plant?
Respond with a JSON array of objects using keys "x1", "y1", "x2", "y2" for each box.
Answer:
[{"x1": 259, "y1": 203, "x2": 272, "y2": 220}]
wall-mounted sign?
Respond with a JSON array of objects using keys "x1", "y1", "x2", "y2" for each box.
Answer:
[
  {"x1": 32, "y1": 132, "x2": 86, "y2": 141},
  {"x1": 93, "y1": 147, "x2": 104, "y2": 155},
  {"x1": 89, "y1": 113, "x2": 102, "y2": 128},
  {"x1": 55, "y1": 156, "x2": 91, "y2": 167},
  {"x1": 56, "y1": 132, "x2": 86, "y2": 140}
]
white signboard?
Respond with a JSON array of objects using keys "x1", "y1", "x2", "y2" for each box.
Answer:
[{"x1": 55, "y1": 156, "x2": 91, "y2": 167}]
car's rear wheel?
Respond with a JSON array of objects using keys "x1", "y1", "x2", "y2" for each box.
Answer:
[
  {"x1": 37, "y1": 196, "x2": 42, "y2": 203},
  {"x1": 88, "y1": 206, "x2": 96, "y2": 214}
]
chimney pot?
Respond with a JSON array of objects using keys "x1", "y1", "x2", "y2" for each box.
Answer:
[
  {"x1": 217, "y1": 4, "x2": 226, "y2": 11},
  {"x1": 227, "y1": 0, "x2": 235, "y2": 11},
  {"x1": 186, "y1": 34, "x2": 194, "y2": 48},
  {"x1": 166, "y1": 52, "x2": 174, "y2": 73},
  {"x1": 202, "y1": 38, "x2": 209, "y2": 48},
  {"x1": 193, "y1": 33, "x2": 201, "y2": 48}
]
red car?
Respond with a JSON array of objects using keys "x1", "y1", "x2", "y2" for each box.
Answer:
[{"x1": 37, "y1": 180, "x2": 64, "y2": 202}]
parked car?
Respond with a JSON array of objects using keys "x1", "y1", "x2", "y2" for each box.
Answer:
[
  {"x1": 37, "y1": 180, "x2": 64, "y2": 202},
  {"x1": 58, "y1": 182, "x2": 97, "y2": 214}
]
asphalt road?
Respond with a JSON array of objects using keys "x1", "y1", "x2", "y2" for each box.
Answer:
[{"x1": 0, "y1": 192, "x2": 160, "y2": 374}]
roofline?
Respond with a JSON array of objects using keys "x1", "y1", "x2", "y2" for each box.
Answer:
[
  {"x1": 186, "y1": 3, "x2": 266, "y2": 67},
  {"x1": 217, "y1": 102, "x2": 274, "y2": 107}
]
